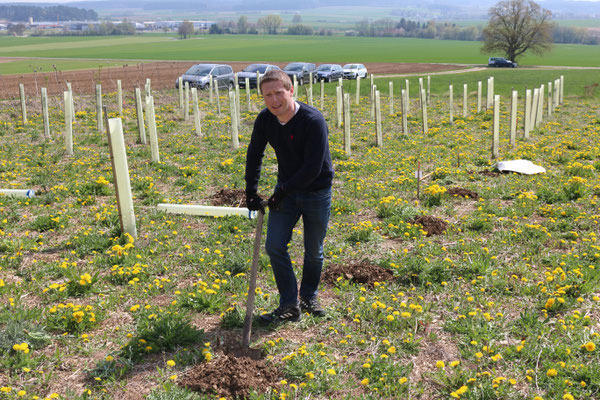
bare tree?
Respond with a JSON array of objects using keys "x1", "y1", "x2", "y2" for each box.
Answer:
[
  {"x1": 482, "y1": 0, "x2": 554, "y2": 63},
  {"x1": 237, "y1": 15, "x2": 248, "y2": 34},
  {"x1": 178, "y1": 20, "x2": 194, "y2": 39},
  {"x1": 257, "y1": 14, "x2": 283, "y2": 35}
]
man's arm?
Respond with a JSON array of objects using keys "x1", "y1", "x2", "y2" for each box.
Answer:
[{"x1": 245, "y1": 115, "x2": 268, "y2": 195}]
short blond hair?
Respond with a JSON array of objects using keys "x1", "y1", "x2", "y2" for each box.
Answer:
[{"x1": 260, "y1": 69, "x2": 292, "y2": 91}]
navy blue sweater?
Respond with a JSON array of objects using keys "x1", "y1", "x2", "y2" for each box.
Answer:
[{"x1": 245, "y1": 102, "x2": 334, "y2": 195}]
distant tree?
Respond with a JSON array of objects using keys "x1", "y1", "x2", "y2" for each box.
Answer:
[
  {"x1": 178, "y1": 20, "x2": 194, "y2": 39},
  {"x1": 209, "y1": 24, "x2": 223, "y2": 34},
  {"x1": 237, "y1": 15, "x2": 248, "y2": 34},
  {"x1": 257, "y1": 14, "x2": 282, "y2": 34},
  {"x1": 482, "y1": 0, "x2": 554, "y2": 63},
  {"x1": 292, "y1": 14, "x2": 302, "y2": 24},
  {"x1": 118, "y1": 19, "x2": 136, "y2": 35},
  {"x1": 287, "y1": 24, "x2": 313, "y2": 35},
  {"x1": 162, "y1": 26, "x2": 169, "y2": 36},
  {"x1": 8, "y1": 23, "x2": 26, "y2": 36}
]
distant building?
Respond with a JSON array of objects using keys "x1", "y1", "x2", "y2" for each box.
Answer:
[{"x1": 144, "y1": 20, "x2": 216, "y2": 31}]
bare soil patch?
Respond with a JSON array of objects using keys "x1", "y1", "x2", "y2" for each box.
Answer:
[
  {"x1": 323, "y1": 262, "x2": 395, "y2": 286},
  {"x1": 447, "y1": 187, "x2": 479, "y2": 200},
  {"x1": 412, "y1": 215, "x2": 448, "y2": 236},
  {"x1": 210, "y1": 188, "x2": 247, "y2": 207},
  {"x1": 179, "y1": 354, "x2": 281, "y2": 399},
  {"x1": 1, "y1": 60, "x2": 466, "y2": 98}
]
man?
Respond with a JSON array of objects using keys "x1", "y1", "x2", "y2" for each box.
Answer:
[{"x1": 245, "y1": 69, "x2": 334, "y2": 324}]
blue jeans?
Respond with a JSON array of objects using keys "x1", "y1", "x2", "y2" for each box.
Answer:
[{"x1": 265, "y1": 187, "x2": 331, "y2": 307}]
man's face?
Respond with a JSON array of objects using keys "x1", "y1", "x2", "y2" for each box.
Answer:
[{"x1": 261, "y1": 80, "x2": 295, "y2": 123}]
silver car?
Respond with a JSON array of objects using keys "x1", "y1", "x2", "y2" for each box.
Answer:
[
  {"x1": 237, "y1": 64, "x2": 280, "y2": 89},
  {"x1": 175, "y1": 64, "x2": 234, "y2": 90},
  {"x1": 342, "y1": 63, "x2": 368, "y2": 80}
]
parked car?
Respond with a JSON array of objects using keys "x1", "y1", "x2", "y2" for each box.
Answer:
[
  {"x1": 342, "y1": 63, "x2": 368, "y2": 79},
  {"x1": 282, "y1": 62, "x2": 317, "y2": 85},
  {"x1": 488, "y1": 57, "x2": 517, "y2": 68},
  {"x1": 174, "y1": 64, "x2": 234, "y2": 90},
  {"x1": 237, "y1": 64, "x2": 280, "y2": 89},
  {"x1": 316, "y1": 64, "x2": 343, "y2": 82}
]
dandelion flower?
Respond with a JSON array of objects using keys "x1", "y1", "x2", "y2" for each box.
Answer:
[
  {"x1": 547, "y1": 368, "x2": 558, "y2": 377},
  {"x1": 583, "y1": 342, "x2": 596, "y2": 352},
  {"x1": 436, "y1": 361, "x2": 445, "y2": 369}
]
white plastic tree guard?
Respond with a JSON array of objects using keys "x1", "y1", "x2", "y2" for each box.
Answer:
[
  {"x1": 191, "y1": 87, "x2": 202, "y2": 137},
  {"x1": 19, "y1": 83, "x2": 27, "y2": 125},
  {"x1": 157, "y1": 204, "x2": 257, "y2": 219},
  {"x1": 389, "y1": 81, "x2": 394, "y2": 116},
  {"x1": 41, "y1": 87, "x2": 50, "y2": 138},
  {"x1": 0, "y1": 189, "x2": 35, "y2": 198},
  {"x1": 135, "y1": 88, "x2": 147, "y2": 144},
  {"x1": 343, "y1": 92, "x2": 351, "y2": 155},
  {"x1": 145, "y1": 96, "x2": 160, "y2": 163},
  {"x1": 64, "y1": 90, "x2": 73, "y2": 156},
  {"x1": 375, "y1": 90, "x2": 382, "y2": 147},
  {"x1": 117, "y1": 80, "x2": 123, "y2": 116},
  {"x1": 492, "y1": 94, "x2": 500, "y2": 159},
  {"x1": 107, "y1": 117, "x2": 137, "y2": 238},
  {"x1": 96, "y1": 84, "x2": 103, "y2": 133}
]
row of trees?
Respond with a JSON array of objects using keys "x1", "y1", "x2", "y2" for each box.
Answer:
[
  {"x1": 0, "y1": 5, "x2": 97, "y2": 21},
  {"x1": 354, "y1": 18, "x2": 481, "y2": 41}
]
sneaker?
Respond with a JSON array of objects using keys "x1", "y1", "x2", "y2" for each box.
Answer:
[
  {"x1": 300, "y1": 297, "x2": 326, "y2": 317},
  {"x1": 259, "y1": 304, "x2": 301, "y2": 324}
]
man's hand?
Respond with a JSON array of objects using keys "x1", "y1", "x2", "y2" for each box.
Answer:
[
  {"x1": 246, "y1": 192, "x2": 264, "y2": 212},
  {"x1": 268, "y1": 187, "x2": 286, "y2": 210}
]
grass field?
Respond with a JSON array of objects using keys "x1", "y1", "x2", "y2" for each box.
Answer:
[
  {"x1": 0, "y1": 34, "x2": 599, "y2": 73},
  {"x1": 0, "y1": 64, "x2": 599, "y2": 399}
]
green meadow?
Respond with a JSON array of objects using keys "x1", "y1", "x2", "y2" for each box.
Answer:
[
  {"x1": 0, "y1": 62, "x2": 599, "y2": 399},
  {"x1": 0, "y1": 34, "x2": 599, "y2": 74}
]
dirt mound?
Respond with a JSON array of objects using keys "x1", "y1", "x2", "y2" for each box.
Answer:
[
  {"x1": 323, "y1": 262, "x2": 395, "y2": 286},
  {"x1": 211, "y1": 188, "x2": 247, "y2": 207},
  {"x1": 412, "y1": 215, "x2": 448, "y2": 236},
  {"x1": 180, "y1": 355, "x2": 281, "y2": 399},
  {"x1": 447, "y1": 187, "x2": 479, "y2": 200}
]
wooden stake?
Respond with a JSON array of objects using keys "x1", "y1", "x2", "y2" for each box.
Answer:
[{"x1": 355, "y1": 76, "x2": 361, "y2": 105}]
